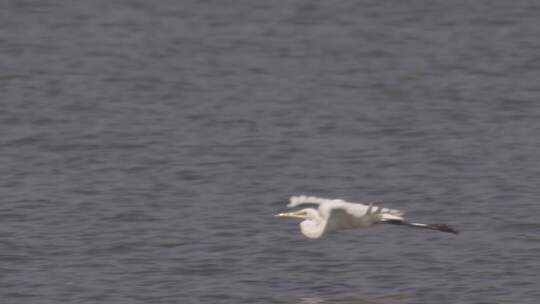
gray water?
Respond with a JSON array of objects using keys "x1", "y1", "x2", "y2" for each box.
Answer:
[{"x1": 1, "y1": 1, "x2": 540, "y2": 303}]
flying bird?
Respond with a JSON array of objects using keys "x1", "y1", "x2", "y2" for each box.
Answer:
[{"x1": 276, "y1": 195, "x2": 459, "y2": 239}]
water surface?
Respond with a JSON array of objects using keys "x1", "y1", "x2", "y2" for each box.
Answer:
[{"x1": 1, "y1": 1, "x2": 540, "y2": 303}]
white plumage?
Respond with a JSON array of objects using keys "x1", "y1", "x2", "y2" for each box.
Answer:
[{"x1": 276, "y1": 195, "x2": 458, "y2": 239}]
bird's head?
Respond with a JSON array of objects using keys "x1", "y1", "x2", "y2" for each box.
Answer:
[
  {"x1": 275, "y1": 208, "x2": 325, "y2": 239},
  {"x1": 275, "y1": 208, "x2": 319, "y2": 220}
]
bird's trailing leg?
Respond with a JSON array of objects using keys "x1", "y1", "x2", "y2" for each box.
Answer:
[{"x1": 382, "y1": 219, "x2": 459, "y2": 234}]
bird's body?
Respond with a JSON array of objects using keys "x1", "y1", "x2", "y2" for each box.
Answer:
[{"x1": 276, "y1": 195, "x2": 458, "y2": 238}]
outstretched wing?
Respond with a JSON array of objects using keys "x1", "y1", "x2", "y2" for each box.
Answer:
[
  {"x1": 339, "y1": 201, "x2": 404, "y2": 218},
  {"x1": 289, "y1": 195, "x2": 402, "y2": 216},
  {"x1": 324, "y1": 203, "x2": 387, "y2": 232},
  {"x1": 288, "y1": 195, "x2": 346, "y2": 208},
  {"x1": 288, "y1": 195, "x2": 383, "y2": 209},
  {"x1": 325, "y1": 208, "x2": 360, "y2": 232}
]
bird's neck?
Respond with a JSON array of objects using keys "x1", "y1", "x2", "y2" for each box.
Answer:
[{"x1": 300, "y1": 218, "x2": 326, "y2": 239}]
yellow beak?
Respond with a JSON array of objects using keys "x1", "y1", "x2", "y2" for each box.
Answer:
[{"x1": 275, "y1": 210, "x2": 306, "y2": 218}]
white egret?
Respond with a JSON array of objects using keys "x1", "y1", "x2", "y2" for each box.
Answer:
[{"x1": 276, "y1": 195, "x2": 459, "y2": 239}]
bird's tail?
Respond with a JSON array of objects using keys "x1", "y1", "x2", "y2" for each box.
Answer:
[{"x1": 382, "y1": 219, "x2": 459, "y2": 234}]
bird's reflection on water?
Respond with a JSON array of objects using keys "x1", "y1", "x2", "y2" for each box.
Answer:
[{"x1": 297, "y1": 293, "x2": 412, "y2": 304}]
